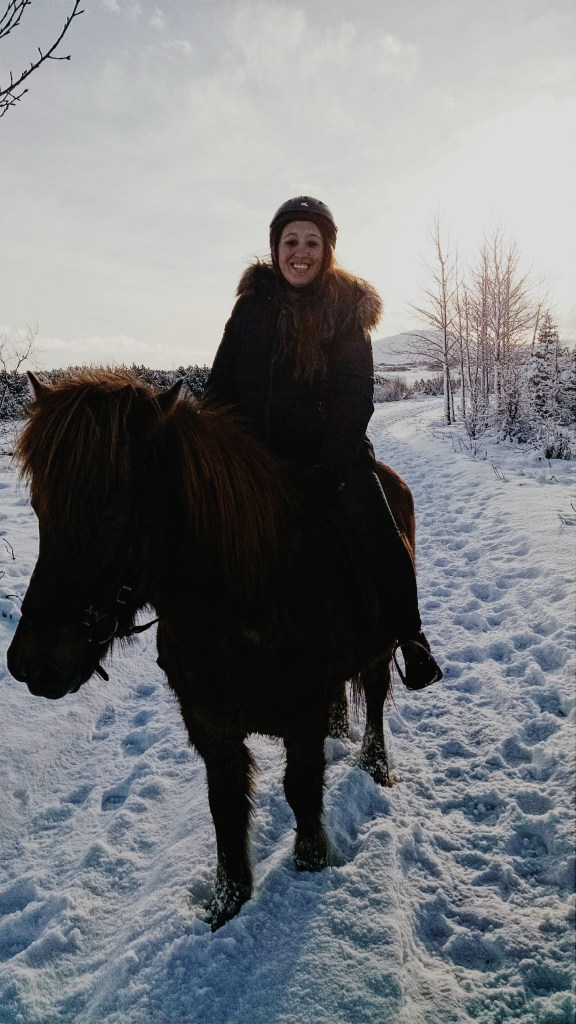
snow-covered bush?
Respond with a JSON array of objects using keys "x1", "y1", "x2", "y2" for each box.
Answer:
[
  {"x1": 0, "y1": 370, "x2": 31, "y2": 419},
  {"x1": 543, "y1": 431, "x2": 573, "y2": 460},
  {"x1": 0, "y1": 364, "x2": 212, "y2": 420},
  {"x1": 411, "y1": 376, "x2": 444, "y2": 397},
  {"x1": 373, "y1": 374, "x2": 411, "y2": 402}
]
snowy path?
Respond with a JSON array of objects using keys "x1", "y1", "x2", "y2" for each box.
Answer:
[{"x1": 0, "y1": 400, "x2": 574, "y2": 1024}]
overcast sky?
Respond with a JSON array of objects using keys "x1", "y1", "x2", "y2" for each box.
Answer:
[{"x1": 1, "y1": 0, "x2": 575, "y2": 369}]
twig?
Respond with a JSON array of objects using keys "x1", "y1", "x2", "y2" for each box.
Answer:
[
  {"x1": 2, "y1": 537, "x2": 15, "y2": 560},
  {"x1": 0, "y1": 0, "x2": 84, "y2": 117}
]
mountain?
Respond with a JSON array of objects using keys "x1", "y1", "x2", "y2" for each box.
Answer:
[{"x1": 371, "y1": 332, "x2": 426, "y2": 368}]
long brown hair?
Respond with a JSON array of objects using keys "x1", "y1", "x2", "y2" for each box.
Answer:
[{"x1": 274, "y1": 246, "x2": 339, "y2": 383}]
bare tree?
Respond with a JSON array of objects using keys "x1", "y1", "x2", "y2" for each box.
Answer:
[
  {"x1": 454, "y1": 276, "x2": 490, "y2": 440},
  {"x1": 404, "y1": 216, "x2": 460, "y2": 424},
  {"x1": 0, "y1": 0, "x2": 83, "y2": 118},
  {"x1": 474, "y1": 227, "x2": 538, "y2": 418},
  {"x1": 0, "y1": 323, "x2": 39, "y2": 415}
]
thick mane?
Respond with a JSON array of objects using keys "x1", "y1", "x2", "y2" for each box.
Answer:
[
  {"x1": 17, "y1": 368, "x2": 297, "y2": 605},
  {"x1": 16, "y1": 368, "x2": 158, "y2": 522},
  {"x1": 165, "y1": 400, "x2": 298, "y2": 603}
]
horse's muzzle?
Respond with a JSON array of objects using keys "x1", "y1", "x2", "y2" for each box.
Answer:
[
  {"x1": 7, "y1": 648, "x2": 82, "y2": 700},
  {"x1": 6, "y1": 618, "x2": 94, "y2": 700}
]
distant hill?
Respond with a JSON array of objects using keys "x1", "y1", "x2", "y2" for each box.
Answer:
[{"x1": 372, "y1": 333, "x2": 427, "y2": 369}]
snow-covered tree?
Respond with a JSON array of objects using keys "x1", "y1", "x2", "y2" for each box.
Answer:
[
  {"x1": 527, "y1": 312, "x2": 561, "y2": 424},
  {"x1": 405, "y1": 217, "x2": 460, "y2": 424}
]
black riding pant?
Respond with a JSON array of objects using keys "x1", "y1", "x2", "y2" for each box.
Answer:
[{"x1": 338, "y1": 459, "x2": 422, "y2": 639}]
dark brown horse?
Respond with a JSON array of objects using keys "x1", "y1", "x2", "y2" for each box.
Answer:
[{"x1": 7, "y1": 368, "x2": 416, "y2": 929}]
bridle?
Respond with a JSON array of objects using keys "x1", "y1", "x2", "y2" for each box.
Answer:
[{"x1": 82, "y1": 583, "x2": 160, "y2": 680}]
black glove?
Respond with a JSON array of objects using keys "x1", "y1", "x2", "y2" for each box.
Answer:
[{"x1": 299, "y1": 464, "x2": 345, "y2": 504}]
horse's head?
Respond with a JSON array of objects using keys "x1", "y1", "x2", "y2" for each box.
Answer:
[{"x1": 7, "y1": 370, "x2": 182, "y2": 699}]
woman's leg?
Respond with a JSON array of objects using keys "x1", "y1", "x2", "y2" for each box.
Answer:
[{"x1": 340, "y1": 461, "x2": 442, "y2": 689}]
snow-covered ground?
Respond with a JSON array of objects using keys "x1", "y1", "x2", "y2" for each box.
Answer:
[{"x1": 0, "y1": 398, "x2": 574, "y2": 1024}]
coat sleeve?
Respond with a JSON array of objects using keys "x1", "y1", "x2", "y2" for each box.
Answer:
[
  {"x1": 202, "y1": 310, "x2": 239, "y2": 409},
  {"x1": 315, "y1": 318, "x2": 375, "y2": 479}
]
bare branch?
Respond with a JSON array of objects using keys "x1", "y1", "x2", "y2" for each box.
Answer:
[
  {"x1": 0, "y1": 323, "x2": 40, "y2": 416},
  {"x1": 0, "y1": 0, "x2": 83, "y2": 118},
  {"x1": 0, "y1": 0, "x2": 30, "y2": 40}
]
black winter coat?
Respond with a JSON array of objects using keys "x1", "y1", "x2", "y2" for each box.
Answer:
[{"x1": 204, "y1": 262, "x2": 383, "y2": 480}]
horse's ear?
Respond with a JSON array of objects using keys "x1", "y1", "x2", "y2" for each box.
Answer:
[
  {"x1": 156, "y1": 379, "x2": 184, "y2": 416},
  {"x1": 27, "y1": 371, "x2": 48, "y2": 399}
]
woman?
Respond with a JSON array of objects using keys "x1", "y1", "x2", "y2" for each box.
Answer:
[{"x1": 204, "y1": 196, "x2": 441, "y2": 690}]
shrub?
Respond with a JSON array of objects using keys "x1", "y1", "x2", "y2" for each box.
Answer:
[
  {"x1": 544, "y1": 432, "x2": 573, "y2": 460},
  {"x1": 374, "y1": 374, "x2": 411, "y2": 402}
]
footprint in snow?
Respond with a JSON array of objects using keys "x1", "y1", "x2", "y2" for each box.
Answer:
[
  {"x1": 32, "y1": 804, "x2": 75, "y2": 831},
  {"x1": 440, "y1": 791, "x2": 505, "y2": 826},
  {"x1": 500, "y1": 735, "x2": 533, "y2": 766},
  {"x1": 443, "y1": 931, "x2": 505, "y2": 971},
  {"x1": 470, "y1": 582, "x2": 499, "y2": 602},
  {"x1": 527, "y1": 686, "x2": 567, "y2": 718},
  {"x1": 0, "y1": 877, "x2": 38, "y2": 916},
  {"x1": 520, "y1": 714, "x2": 561, "y2": 745},
  {"x1": 134, "y1": 682, "x2": 156, "y2": 698},
  {"x1": 508, "y1": 825, "x2": 549, "y2": 870},
  {"x1": 416, "y1": 895, "x2": 505, "y2": 967},
  {"x1": 514, "y1": 789, "x2": 553, "y2": 815},
  {"x1": 519, "y1": 959, "x2": 574, "y2": 998},
  {"x1": 131, "y1": 709, "x2": 153, "y2": 727},
  {"x1": 92, "y1": 706, "x2": 115, "y2": 740},
  {"x1": 440, "y1": 738, "x2": 475, "y2": 760},
  {"x1": 0, "y1": 893, "x2": 68, "y2": 962},
  {"x1": 121, "y1": 726, "x2": 161, "y2": 756},
  {"x1": 63, "y1": 784, "x2": 94, "y2": 806},
  {"x1": 100, "y1": 762, "x2": 151, "y2": 811},
  {"x1": 101, "y1": 778, "x2": 132, "y2": 811}
]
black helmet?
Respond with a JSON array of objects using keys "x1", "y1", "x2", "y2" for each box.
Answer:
[{"x1": 269, "y1": 196, "x2": 338, "y2": 252}]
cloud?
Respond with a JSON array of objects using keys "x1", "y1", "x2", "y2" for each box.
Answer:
[
  {"x1": 34, "y1": 333, "x2": 212, "y2": 372},
  {"x1": 99, "y1": 0, "x2": 142, "y2": 15},
  {"x1": 160, "y1": 39, "x2": 194, "y2": 60},
  {"x1": 149, "y1": 6, "x2": 166, "y2": 31},
  {"x1": 225, "y1": 3, "x2": 419, "y2": 125},
  {"x1": 3, "y1": 0, "x2": 574, "y2": 362}
]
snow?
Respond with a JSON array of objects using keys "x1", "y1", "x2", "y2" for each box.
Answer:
[{"x1": 1, "y1": 398, "x2": 575, "y2": 1024}]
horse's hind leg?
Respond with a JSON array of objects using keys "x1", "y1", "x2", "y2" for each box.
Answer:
[
  {"x1": 283, "y1": 732, "x2": 329, "y2": 871},
  {"x1": 190, "y1": 727, "x2": 255, "y2": 930},
  {"x1": 358, "y1": 656, "x2": 393, "y2": 787}
]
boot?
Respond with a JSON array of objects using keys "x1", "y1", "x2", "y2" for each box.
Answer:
[{"x1": 394, "y1": 629, "x2": 443, "y2": 690}]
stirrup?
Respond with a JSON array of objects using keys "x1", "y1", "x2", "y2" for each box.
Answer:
[{"x1": 393, "y1": 639, "x2": 443, "y2": 691}]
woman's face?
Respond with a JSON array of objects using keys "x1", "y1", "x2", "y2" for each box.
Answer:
[{"x1": 277, "y1": 220, "x2": 324, "y2": 288}]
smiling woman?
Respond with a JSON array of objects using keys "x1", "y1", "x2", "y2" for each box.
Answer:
[
  {"x1": 203, "y1": 194, "x2": 442, "y2": 690},
  {"x1": 277, "y1": 221, "x2": 325, "y2": 289}
]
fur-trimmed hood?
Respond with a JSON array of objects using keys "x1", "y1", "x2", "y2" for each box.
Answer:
[{"x1": 235, "y1": 261, "x2": 383, "y2": 334}]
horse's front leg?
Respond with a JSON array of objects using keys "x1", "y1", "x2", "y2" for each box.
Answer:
[
  {"x1": 358, "y1": 655, "x2": 393, "y2": 787},
  {"x1": 185, "y1": 721, "x2": 255, "y2": 930},
  {"x1": 328, "y1": 681, "x2": 349, "y2": 739},
  {"x1": 283, "y1": 732, "x2": 329, "y2": 871}
]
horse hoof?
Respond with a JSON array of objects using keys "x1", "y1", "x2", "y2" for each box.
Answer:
[
  {"x1": 207, "y1": 876, "x2": 251, "y2": 930},
  {"x1": 359, "y1": 741, "x2": 393, "y2": 787},
  {"x1": 294, "y1": 833, "x2": 329, "y2": 872}
]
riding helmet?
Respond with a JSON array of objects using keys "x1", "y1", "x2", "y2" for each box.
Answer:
[{"x1": 269, "y1": 196, "x2": 338, "y2": 254}]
